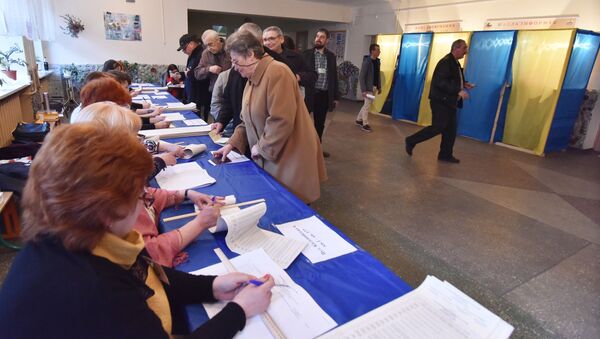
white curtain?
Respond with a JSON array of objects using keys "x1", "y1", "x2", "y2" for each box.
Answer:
[{"x1": 0, "y1": 0, "x2": 56, "y2": 41}]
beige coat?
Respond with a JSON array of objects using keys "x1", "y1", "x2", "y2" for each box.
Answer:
[{"x1": 228, "y1": 55, "x2": 327, "y2": 203}]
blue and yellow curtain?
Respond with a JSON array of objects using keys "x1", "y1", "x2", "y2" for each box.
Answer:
[
  {"x1": 372, "y1": 34, "x2": 402, "y2": 113},
  {"x1": 391, "y1": 33, "x2": 433, "y2": 121},
  {"x1": 457, "y1": 31, "x2": 516, "y2": 142},
  {"x1": 545, "y1": 30, "x2": 600, "y2": 153},
  {"x1": 417, "y1": 32, "x2": 472, "y2": 126},
  {"x1": 501, "y1": 29, "x2": 575, "y2": 155}
]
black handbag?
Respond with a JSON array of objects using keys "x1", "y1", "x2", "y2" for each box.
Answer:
[{"x1": 12, "y1": 122, "x2": 50, "y2": 143}]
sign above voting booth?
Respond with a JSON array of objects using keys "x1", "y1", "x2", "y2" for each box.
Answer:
[
  {"x1": 484, "y1": 16, "x2": 578, "y2": 30},
  {"x1": 404, "y1": 21, "x2": 462, "y2": 33}
]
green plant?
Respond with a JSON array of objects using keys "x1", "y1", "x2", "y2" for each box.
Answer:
[{"x1": 0, "y1": 44, "x2": 27, "y2": 71}]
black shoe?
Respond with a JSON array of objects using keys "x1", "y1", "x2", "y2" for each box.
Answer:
[
  {"x1": 405, "y1": 139, "x2": 414, "y2": 156},
  {"x1": 323, "y1": 151, "x2": 330, "y2": 158},
  {"x1": 361, "y1": 124, "x2": 372, "y2": 133},
  {"x1": 438, "y1": 156, "x2": 460, "y2": 163},
  {"x1": 355, "y1": 119, "x2": 363, "y2": 126}
]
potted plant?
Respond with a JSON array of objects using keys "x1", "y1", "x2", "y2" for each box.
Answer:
[{"x1": 0, "y1": 44, "x2": 27, "y2": 80}]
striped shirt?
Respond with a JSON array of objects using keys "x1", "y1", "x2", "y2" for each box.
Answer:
[{"x1": 314, "y1": 49, "x2": 328, "y2": 91}]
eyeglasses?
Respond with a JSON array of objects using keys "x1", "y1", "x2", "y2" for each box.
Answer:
[
  {"x1": 232, "y1": 59, "x2": 260, "y2": 68},
  {"x1": 139, "y1": 190, "x2": 155, "y2": 208}
]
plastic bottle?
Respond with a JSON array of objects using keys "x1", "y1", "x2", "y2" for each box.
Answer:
[{"x1": 43, "y1": 58, "x2": 49, "y2": 71}]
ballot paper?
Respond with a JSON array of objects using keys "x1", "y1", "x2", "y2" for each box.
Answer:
[
  {"x1": 182, "y1": 144, "x2": 207, "y2": 159},
  {"x1": 221, "y1": 203, "x2": 306, "y2": 269},
  {"x1": 209, "y1": 130, "x2": 230, "y2": 145},
  {"x1": 138, "y1": 125, "x2": 212, "y2": 138},
  {"x1": 319, "y1": 275, "x2": 514, "y2": 339},
  {"x1": 151, "y1": 95, "x2": 168, "y2": 99},
  {"x1": 132, "y1": 94, "x2": 151, "y2": 100},
  {"x1": 159, "y1": 102, "x2": 197, "y2": 111},
  {"x1": 276, "y1": 216, "x2": 356, "y2": 264},
  {"x1": 184, "y1": 118, "x2": 208, "y2": 126},
  {"x1": 226, "y1": 150, "x2": 249, "y2": 163},
  {"x1": 194, "y1": 195, "x2": 239, "y2": 233},
  {"x1": 155, "y1": 162, "x2": 215, "y2": 190},
  {"x1": 162, "y1": 113, "x2": 186, "y2": 122},
  {"x1": 190, "y1": 248, "x2": 337, "y2": 339}
]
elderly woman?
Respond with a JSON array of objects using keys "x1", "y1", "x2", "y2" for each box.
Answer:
[
  {"x1": 0, "y1": 123, "x2": 274, "y2": 337},
  {"x1": 215, "y1": 31, "x2": 327, "y2": 203},
  {"x1": 75, "y1": 102, "x2": 220, "y2": 267}
]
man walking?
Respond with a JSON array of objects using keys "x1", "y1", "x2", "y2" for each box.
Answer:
[
  {"x1": 303, "y1": 28, "x2": 339, "y2": 156},
  {"x1": 356, "y1": 43, "x2": 381, "y2": 133},
  {"x1": 405, "y1": 39, "x2": 473, "y2": 163}
]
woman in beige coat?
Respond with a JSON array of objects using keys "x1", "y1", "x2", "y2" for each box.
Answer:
[{"x1": 214, "y1": 31, "x2": 326, "y2": 203}]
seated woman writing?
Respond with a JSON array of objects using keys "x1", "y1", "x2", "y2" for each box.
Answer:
[
  {"x1": 0, "y1": 123, "x2": 274, "y2": 337},
  {"x1": 75, "y1": 101, "x2": 221, "y2": 267}
]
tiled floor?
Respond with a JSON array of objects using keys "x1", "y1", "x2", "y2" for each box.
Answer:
[
  {"x1": 310, "y1": 101, "x2": 600, "y2": 339},
  {"x1": 1, "y1": 100, "x2": 598, "y2": 338}
]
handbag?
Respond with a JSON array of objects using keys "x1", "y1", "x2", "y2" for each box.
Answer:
[{"x1": 12, "y1": 122, "x2": 50, "y2": 143}]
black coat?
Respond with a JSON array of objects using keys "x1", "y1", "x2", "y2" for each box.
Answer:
[
  {"x1": 428, "y1": 53, "x2": 465, "y2": 109},
  {"x1": 185, "y1": 45, "x2": 210, "y2": 105},
  {"x1": 281, "y1": 48, "x2": 317, "y2": 112},
  {"x1": 302, "y1": 48, "x2": 340, "y2": 112},
  {"x1": 0, "y1": 237, "x2": 246, "y2": 338}
]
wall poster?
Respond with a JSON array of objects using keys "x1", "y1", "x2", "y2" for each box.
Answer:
[
  {"x1": 327, "y1": 30, "x2": 346, "y2": 64},
  {"x1": 104, "y1": 12, "x2": 142, "y2": 41}
]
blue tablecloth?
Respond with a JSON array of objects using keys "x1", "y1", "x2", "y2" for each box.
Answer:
[{"x1": 147, "y1": 93, "x2": 413, "y2": 331}]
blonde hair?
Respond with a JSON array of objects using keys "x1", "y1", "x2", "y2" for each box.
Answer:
[{"x1": 72, "y1": 102, "x2": 142, "y2": 133}]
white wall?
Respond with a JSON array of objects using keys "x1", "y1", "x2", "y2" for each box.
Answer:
[{"x1": 46, "y1": 0, "x2": 189, "y2": 66}]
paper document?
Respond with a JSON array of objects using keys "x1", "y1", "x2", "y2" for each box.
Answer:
[
  {"x1": 132, "y1": 94, "x2": 151, "y2": 100},
  {"x1": 184, "y1": 118, "x2": 208, "y2": 126},
  {"x1": 194, "y1": 195, "x2": 239, "y2": 232},
  {"x1": 319, "y1": 275, "x2": 514, "y2": 339},
  {"x1": 155, "y1": 162, "x2": 216, "y2": 190},
  {"x1": 190, "y1": 248, "x2": 337, "y2": 339},
  {"x1": 138, "y1": 125, "x2": 211, "y2": 138},
  {"x1": 226, "y1": 150, "x2": 249, "y2": 163},
  {"x1": 222, "y1": 203, "x2": 306, "y2": 269},
  {"x1": 151, "y1": 95, "x2": 168, "y2": 99},
  {"x1": 162, "y1": 113, "x2": 186, "y2": 122},
  {"x1": 276, "y1": 216, "x2": 356, "y2": 264},
  {"x1": 158, "y1": 102, "x2": 197, "y2": 111},
  {"x1": 209, "y1": 130, "x2": 230, "y2": 145},
  {"x1": 182, "y1": 144, "x2": 207, "y2": 159}
]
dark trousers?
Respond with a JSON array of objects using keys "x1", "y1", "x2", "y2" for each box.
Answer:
[
  {"x1": 313, "y1": 89, "x2": 329, "y2": 141},
  {"x1": 406, "y1": 99, "x2": 457, "y2": 158}
]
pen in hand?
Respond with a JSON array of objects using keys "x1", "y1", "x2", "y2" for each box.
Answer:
[{"x1": 248, "y1": 279, "x2": 289, "y2": 287}]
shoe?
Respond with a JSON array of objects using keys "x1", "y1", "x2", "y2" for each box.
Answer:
[
  {"x1": 405, "y1": 139, "x2": 414, "y2": 156},
  {"x1": 355, "y1": 119, "x2": 363, "y2": 126},
  {"x1": 323, "y1": 151, "x2": 330, "y2": 158},
  {"x1": 438, "y1": 156, "x2": 460, "y2": 163},
  {"x1": 361, "y1": 124, "x2": 372, "y2": 133}
]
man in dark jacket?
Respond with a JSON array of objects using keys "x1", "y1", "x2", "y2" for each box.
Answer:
[
  {"x1": 356, "y1": 43, "x2": 381, "y2": 133},
  {"x1": 405, "y1": 39, "x2": 473, "y2": 163},
  {"x1": 177, "y1": 33, "x2": 210, "y2": 120},
  {"x1": 302, "y1": 28, "x2": 340, "y2": 146},
  {"x1": 263, "y1": 26, "x2": 317, "y2": 112}
]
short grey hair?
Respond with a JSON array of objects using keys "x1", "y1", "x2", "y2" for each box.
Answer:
[
  {"x1": 238, "y1": 23, "x2": 262, "y2": 42},
  {"x1": 202, "y1": 29, "x2": 219, "y2": 42},
  {"x1": 451, "y1": 39, "x2": 466, "y2": 52},
  {"x1": 264, "y1": 26, "x2": 283, "y2": 37},
  {"x1": 225, "y1": 30, "x2": 265, "y2": 58}
]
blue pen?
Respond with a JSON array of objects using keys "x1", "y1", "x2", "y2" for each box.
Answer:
[{"x1": 247, "y1": 279, "x2": 289, "y2": 287}]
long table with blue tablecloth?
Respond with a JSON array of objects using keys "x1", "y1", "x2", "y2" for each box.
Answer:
[{"x1": 144, "y1": 91, "x2": 413, "y2": 332}]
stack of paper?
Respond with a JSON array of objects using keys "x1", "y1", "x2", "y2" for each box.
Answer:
[
  {"x1": 155, "y1": 162, "x2": 215, "y2": 190},
  {"x1": 218, "y1": 202, "x2": 306, "y2": 269},
  {"x1": 191, "y1": 248, "x2": 337, "y2": 339},
  {"x1": 319, "y1": 275, "x2": 514, "y2": 339},
  {"x1": 184, "y1": 118, "x2": 208, "y2": 126},
  {"x1": 276, "y1": 216, "x2": 357, "y2": 264},
  {"x1": 138, "y1": 125, "x2": 212, "y2": 138},
  {"x1": 160, "y1": 102, "x2": 196, "y2": 111},
  {"x1": 162, "y1": 113, "x2": 186, "y2": 122}
]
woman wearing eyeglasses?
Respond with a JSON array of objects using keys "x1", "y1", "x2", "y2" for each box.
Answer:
[
  {"x1": 214, "y1": 31, "x2": 327, "y2": 204},
  {"x1": 0, "y1": 124, "x2": 274, "y2": 338},
  {"x1": 74, "y1": 101, "x2": 222, "y2": 267}
]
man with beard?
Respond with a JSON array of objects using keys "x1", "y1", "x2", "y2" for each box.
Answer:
[{"x1": 302, "y1": 28, "x2": 339, "y2": 157}]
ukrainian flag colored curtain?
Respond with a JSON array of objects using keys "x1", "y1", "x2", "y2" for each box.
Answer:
[
  {"x1": 545, "y1": 30, "x2": 600, "y2": 153},
  {"x1": 502, "y1": 29, "x2": 575, "y2": 155},
  {"x1": 458, "y1": 31, "x2": 516, "y2": 141},
  {"x1": 372, "y1": 34, "x2": 402, "y2": 113},
  {"x1": 391, "y1": 33, "x2": 433, "y2": 121},
  {"x1": 417, "y1": 32, "x2": 472, "y2": 126}
]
